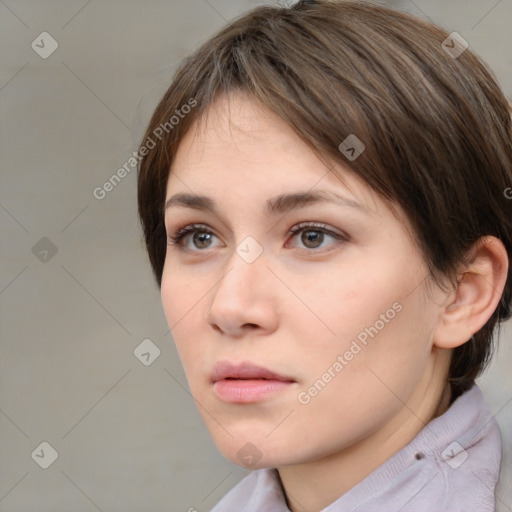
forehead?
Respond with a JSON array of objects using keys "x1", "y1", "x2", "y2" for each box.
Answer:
[
  {"x1": 171, "y1": 92, "x2": 315, "y2": 175},
  {"x1": 166, "y1": 92, "x2": 399, "y2": 224}
]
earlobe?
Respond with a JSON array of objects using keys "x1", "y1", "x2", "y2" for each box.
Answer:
[{"x1": 433, "y1": 236, "x2": 509, "y2": 350}]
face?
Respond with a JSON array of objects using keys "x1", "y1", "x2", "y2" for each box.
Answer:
[{"x1": 161, "y1": 92, "x2": 445, "y2": 469}]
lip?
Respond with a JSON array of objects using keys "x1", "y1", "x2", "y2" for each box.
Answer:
[
  {"x1": 211, "y1": 361, "x2": 295, "y2": 383},
  {"x1": 211, "y1": 361, "x2": 296, "y2": 403}
]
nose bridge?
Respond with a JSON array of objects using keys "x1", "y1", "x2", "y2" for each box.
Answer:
[
  {"x1": 217, "y1": 234, "x2": 267, "y2": 296},
  {"x1": 206, "y1": 235, "x2": 274, "y2": 332}
]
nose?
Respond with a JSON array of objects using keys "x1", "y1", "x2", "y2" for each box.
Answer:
[{"x1": 205, "y1": 247, "x2": 279, "y2": 338}]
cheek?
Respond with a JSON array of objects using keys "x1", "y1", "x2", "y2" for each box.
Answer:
[
  {"x1": 337, "y1": 289, "x2": 433, "y2": 399},
  {"x1": 161, "y1": 268, "x2": 181, "y2": 332},
  {"x1": 291, "y1": 299, "x2": 434, "y2": 452},
  {"x1": 160, "y1": 255, "x2": 207, "y2": 325},
  {"x1": 160, "y1": 267, "x2": 206, "y2": 370},
  {"x1": 294, "y1": 259, "x2": 433, "y2": 395},
  {"x1": 290, "y1": 259, "x2": 404, "y2": 355}
]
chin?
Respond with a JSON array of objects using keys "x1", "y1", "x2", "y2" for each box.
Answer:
[
  {"x1": 213, "y1": 429, "x2": 312, "y2": 470},
  {"x1": 223, "y1": 445, "x2": 285, "y2": 470},
  {"x1": 208, "y1": 429, "x2": 281, "y2": 467}
]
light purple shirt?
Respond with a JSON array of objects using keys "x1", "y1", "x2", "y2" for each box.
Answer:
[{"x1": 210, "y1": 384, "x2": 501, "y2": 511}]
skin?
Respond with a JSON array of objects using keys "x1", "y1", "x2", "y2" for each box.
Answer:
[{"x1": 161, "y1": 91, "x2": 508, "y2": 511}]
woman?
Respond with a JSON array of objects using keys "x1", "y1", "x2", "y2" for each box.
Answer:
[{"x1": 137, "y1": 1, "x2": 512, "y2": 510}]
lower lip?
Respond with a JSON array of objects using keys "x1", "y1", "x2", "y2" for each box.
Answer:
[{"x1": 213, "y1": 379, "x2": 294, "y2": 403}]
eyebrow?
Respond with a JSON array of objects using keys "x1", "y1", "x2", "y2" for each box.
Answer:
[{"x1": 164, "y1": 189, "x2": 371, "y2": 216}]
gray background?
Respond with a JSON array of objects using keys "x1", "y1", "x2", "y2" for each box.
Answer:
[{"x1": 1, "y1": 0, "x2": 511, "y2": 510}]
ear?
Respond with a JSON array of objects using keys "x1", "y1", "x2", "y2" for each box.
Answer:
[{"x1": 434, "y1": 236, "x2": 509, "y2": 349}]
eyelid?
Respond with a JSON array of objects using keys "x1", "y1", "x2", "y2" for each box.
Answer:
[{"x1": 288, "y1": 221, "x2": 346, "y2": 238}]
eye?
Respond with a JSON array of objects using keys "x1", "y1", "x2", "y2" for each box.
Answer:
[
  {"x1": 287, "y1": 222, "x2": 347, "y2": 251},
  {"x1": 167, "y1": 222, "x2": 347, "y2": 252},
  {"x1": 167, "y1": 223, "x2": 220, "y2": 251}
]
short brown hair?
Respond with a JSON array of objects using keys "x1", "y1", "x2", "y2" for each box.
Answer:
[{"x1": 137, "y1": 0, "x2": 512, "y2": 401}]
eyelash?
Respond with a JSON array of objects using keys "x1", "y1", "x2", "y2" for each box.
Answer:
[{"x1": 167, "y1": 222, "x2": 348, "y2": 252}]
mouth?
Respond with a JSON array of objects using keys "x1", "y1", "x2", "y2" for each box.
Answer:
[{"x1": 211, "y1": 361, "x2": 296, "y2": 403}]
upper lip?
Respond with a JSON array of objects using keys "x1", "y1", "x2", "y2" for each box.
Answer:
[{"x1": 210, "y1": 361, "x2": 295, "y2": 383}]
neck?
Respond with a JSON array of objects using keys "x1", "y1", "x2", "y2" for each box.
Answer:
[{"x1": 277, "y1": 350, "x2": 452, "y2": 512}]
